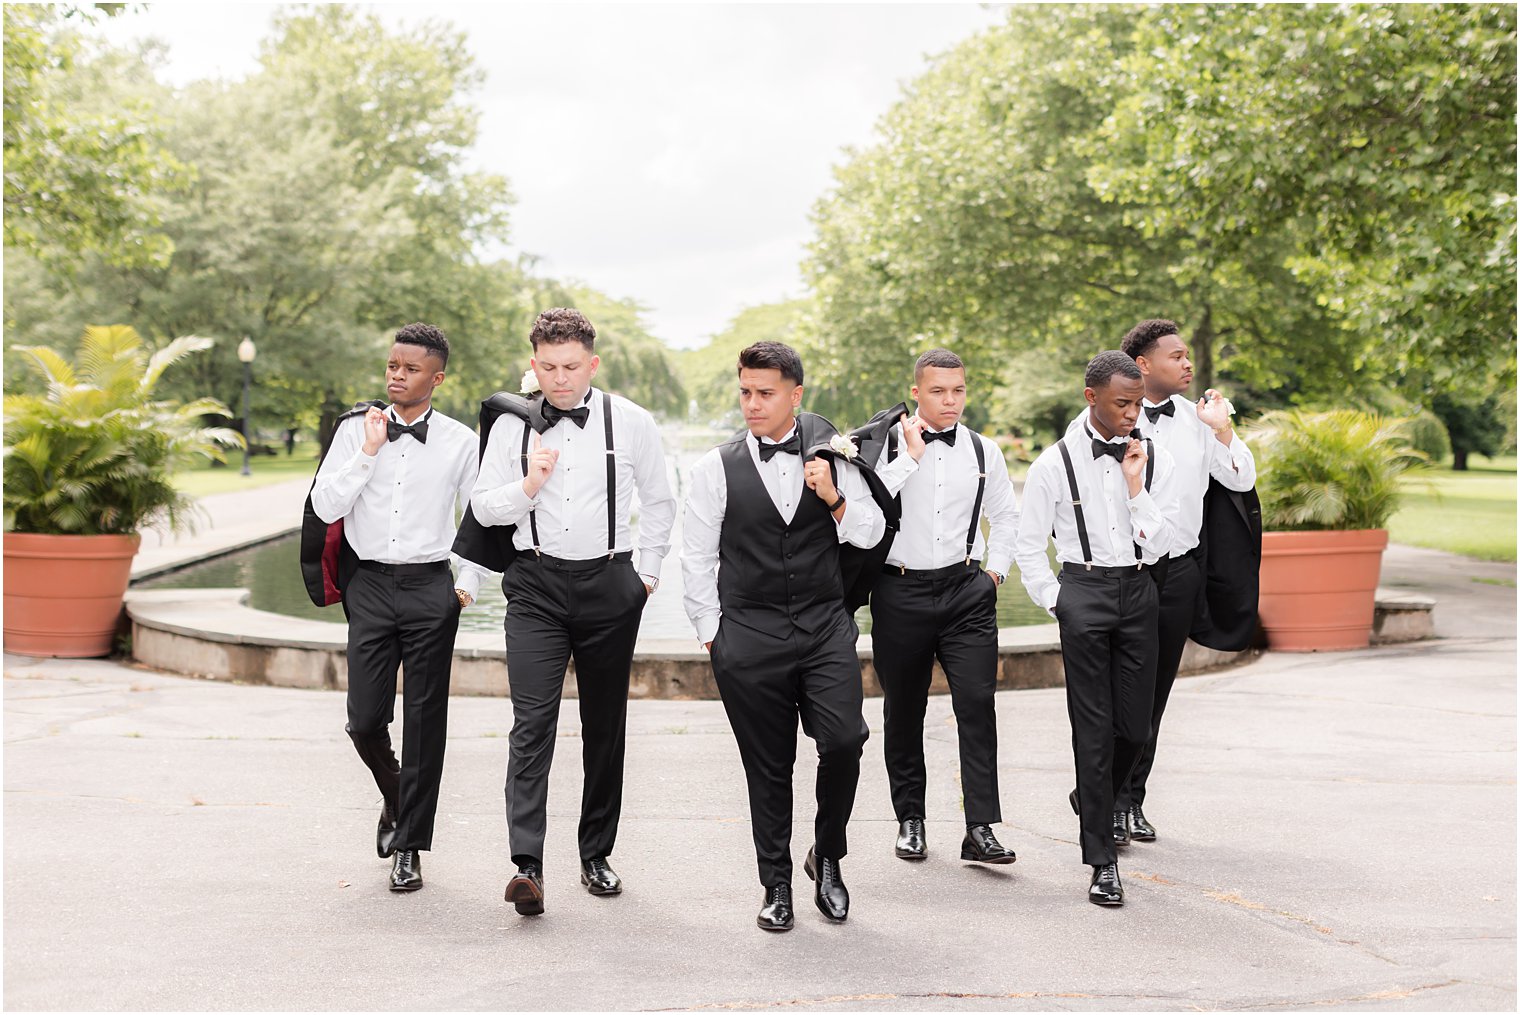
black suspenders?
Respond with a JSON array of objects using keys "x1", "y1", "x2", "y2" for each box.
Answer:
[
  {"x1": 1056, "y1": 432, "x2": 1154, "y2": 570},
  {"x1": 888, "y1": 423, "x2": 988, "y2": 566},
  {"x1": 602, "y1": 391, "x2": 615, "y2": 558},
  {"x1": 964, "y1": 431, "x2": 987, "y2": 565},
  {"x1": 524, "y1": 391, "x2": 617, "y2": 558}
]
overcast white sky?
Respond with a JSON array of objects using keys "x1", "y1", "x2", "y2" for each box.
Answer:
[{"x1": 91, "y1": 2, "x2": 1004, "y2": 349}]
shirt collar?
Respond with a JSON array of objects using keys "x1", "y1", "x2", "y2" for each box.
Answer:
[
  {"x1": 388, "y1": 406, "x2": 433, "y2": 425},
  {"x1": 756, "y1": 422, "x2": 798, "y2": 446}
]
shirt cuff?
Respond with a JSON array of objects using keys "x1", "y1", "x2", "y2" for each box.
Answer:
[
  {"x1": 507, "y1": 481, "x2": 538, "y2": 513},
  {"x1": 984, "y1": 555, "x2": 1013, "y2": 579},
  {"x1": 638, "y1": 551, "x2": 665, "y2": 578},
  {"x1": 696, "y1": 613, "x2": 720, "y2": 645},
  {"x1": 1126, "y1": 488, "x2": 1157, "y2": 513},
  {"x1": 454, "y1": 568, "x2": 482, "y2": 600}
]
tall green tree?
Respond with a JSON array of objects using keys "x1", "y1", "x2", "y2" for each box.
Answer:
[
  {"x1": 1089, "y1": 3, "x2": 1517, "y2": 389},
  {"x1": 800, "y1": 5, "x2": 1345, "y2": 436},
  {"x1": 2, "y1": 4, "x2": 184, "y2": 270}
]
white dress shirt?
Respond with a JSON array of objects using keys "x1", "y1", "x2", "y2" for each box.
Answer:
[
  {"x1": 310, "y1": 406, "x2": 487, "y2": 600},
  {"x1": 875, "y1": 421, "x2": 1019, "y2": 575},
  {"x1": 681, "y1": 425, "x2": 888, "y2": 645},
  {"x1": 469, "y1": 387, "x2": 676, "y2": 579},
  {"x1": 1136, "y1": 394, "x2": 1256, "y2": 554},
  {"x1": 1014, "y1": 411, "x2": 1177, "y2": 615}
]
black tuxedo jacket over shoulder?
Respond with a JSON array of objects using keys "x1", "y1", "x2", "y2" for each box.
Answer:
[
  {"x1": 450, "y1": 390, "x2": 551, "y2": 575},
  {"x1": 1190, "y1": 478, "x2": 1263, "y2": 651},
  {"x1": 805, "y1": 402, "x2": 906, "y2": 611},
  {"x1": 300, "y1": 398, "x2": 387, "y2": 607}
]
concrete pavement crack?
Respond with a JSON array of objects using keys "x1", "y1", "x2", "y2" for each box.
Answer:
[{"x1": 1125, "y1": 869, "x2": 1401, "y2": 966}]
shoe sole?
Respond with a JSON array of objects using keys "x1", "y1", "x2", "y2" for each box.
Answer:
[
  {"x1": 1089, "y1": 894, "x2": 1124, "y2": 906},
  {"x1": 1131, "y1": 832, "x2": 1157, "y2": 842},
  {"x1": 580, "y1": 874, "x2": 622, "y2": 896},
  {"x1": 756, "y1": 918, "x2": 794, "y2": 932},
  {"x1": 505, "y1": 877, "x2": 545, "y2": 915},
  {"x1": 960, "y1": 851, "x2": 1017, "y2": 865},
  {"x1": 894, "y1": 848, "x2": 927, "y2": 861},
  {"x1": 389, "y1": 880, "x2": 422, "y2": 893}
]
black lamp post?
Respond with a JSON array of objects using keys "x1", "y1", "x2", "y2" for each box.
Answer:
[{"x1": 237, "y1": 337, "x2": 256, "y2": 476}]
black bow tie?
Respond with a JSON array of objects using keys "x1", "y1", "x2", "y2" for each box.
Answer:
[
  {"x1": 543, "y1": 402, "x2": 590, "y2": 429},
  {"x1": 922, "y1": 428, "x2": 957, "y2": 447},
  {"x1": 1091, "y1": 437, "x2": 1129, "y2": 463},
  {"x1": 1143, "y1": 401, "x2": 1176, "y2": 423},
  {"x1": 758, "y1": 433, "x2": 802, "y2": 462},
  {"x1": 386, "y1": 416, "x2": 429, "y2": 444}
]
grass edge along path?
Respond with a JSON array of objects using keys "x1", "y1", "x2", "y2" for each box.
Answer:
[{"x1": 1387, "y1": 456, "x2": 1515, "y2": 562}]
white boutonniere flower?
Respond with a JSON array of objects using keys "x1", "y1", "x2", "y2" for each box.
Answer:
[
  {"x1": 520, "y1": 369, "x2": 541, "y2": 395},
  {"x1": 829, "y1": 433, "x2": 859, "y2": 460}
]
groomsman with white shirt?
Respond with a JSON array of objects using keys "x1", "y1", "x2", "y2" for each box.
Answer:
[
  {"x1": 1117, "y1": 319, "x2": 1256, "y2": 844},
  {"x1": 310, "y1": 322, "x2": 489, "y2": 893},
  {"x1": 682, "y1": 341, "x2": 885, "y2": 932},
  {"x1": 869, "y1": 348, "x2": 1020, "y2": 866},
  {"x1": 469, "y1": 308, "x2": 676, "y2": 917},
  {"x1": 1014, "y1": 350, "x2": 1176, "y2": 906}
]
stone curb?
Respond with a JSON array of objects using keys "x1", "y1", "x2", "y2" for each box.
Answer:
[{"x1": 124, "y1": 587, "x2": 1292, "y2": 699}]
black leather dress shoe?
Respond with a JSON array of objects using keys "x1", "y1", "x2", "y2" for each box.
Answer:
[
  {"x1": 1112, "y1": 808, "x2": 1131, "y2": 847},
  {"x1": 1089, "y1": 862, "x2": 1124, "y2": 906},
  {"x1": 757, "y1": 882, "x2": 794, "y2": 931},
  {"x1": 1069, "y1": 788, "x2": 1080, "y2": 815},
  {"x1": 1129, "y1": 803, "x2": 1157, "y2": 841},
  {"x1": 580, "y1": 856, "x2": 622, "y2": 896},
  {"x1": 376, "y1": 800, "x2": 398, "y2": 859},
  {"x1": 960, "y1": 823, "x2": 1017, "y2": 864},
  {"x1": 504, "y1": 863, "x2": 545, "y2": 915},
  {"x1": 894, "y1": 818, "x2": 927, "y2": 860},
  {"x1": 389, "y1": 850, "x2": 422, "y2": 892},
  {"x1": 803, "y1": 848, "x2": 849, "y2": 922}
]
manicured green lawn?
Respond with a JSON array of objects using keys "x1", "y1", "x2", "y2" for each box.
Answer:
[
  {"x1": 1388, "y1": 455, "x2": 1516, "y2": 562},
  {"x1": 171, "y1": 444, "x2": 321, "y2": 497}
]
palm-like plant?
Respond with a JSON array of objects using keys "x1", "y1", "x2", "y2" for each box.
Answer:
[
  {"x1": 3, "y1": 326, "x2": 243, "y2": 535},
  {"x1": 1246, "y1": 409, "x2": 1426, "y2": 531}
]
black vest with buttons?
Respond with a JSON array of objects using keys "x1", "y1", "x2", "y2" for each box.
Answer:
[{"x1": 717, "y1": 432, "x2": 846, "y2": 640}]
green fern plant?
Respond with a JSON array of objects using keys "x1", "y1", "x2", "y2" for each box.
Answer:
[
  {"x1": 3, "y1": 326, "x2": 243, "y2": 535},
  {"x1": 1246, "y1": 409, "x2": 1427, "y2": 531}
]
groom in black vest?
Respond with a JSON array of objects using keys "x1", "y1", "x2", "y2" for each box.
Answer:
[{"x1": 682, "y1": 341, "x2": 886, "y2": 932}]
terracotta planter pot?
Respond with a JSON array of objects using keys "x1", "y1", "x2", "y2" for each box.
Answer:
[
  {"x1": 3, "y1": 532, "x2": 141, "y2": 658},
  {"x1": 1258, "y1": 528, "x2": 1388, "y2": 652}
]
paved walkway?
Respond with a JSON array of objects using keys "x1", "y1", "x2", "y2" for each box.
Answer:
[
  {"x1": 133, "y1": 477, "x2": 314, "y2": 579},
  {"x1": 4, "y1": 539, "x2": 1514, "y2": 1010}
]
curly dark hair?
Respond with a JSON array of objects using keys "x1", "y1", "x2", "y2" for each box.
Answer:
[
  {"x1": 913, "y1": 347, "x2": 964, "y2": 382},
  {"x1": 737, "y1": 341, "x2": 804, "y2": 386},
  {"x1": 1085, "y1": 350, "x2": 1143, "y2": 390},
  {"x1": 1119, "y1": 319, "x2": 1181, "y2": 360},
  {"x1": 394, "y1": 322, "x2": 449, "y2": 367},
  {"x1": 529, "y1": 307, "x2": 597, "y2": 351}
]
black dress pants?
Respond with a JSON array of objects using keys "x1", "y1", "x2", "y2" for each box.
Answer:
[
  {"x1": 710, "y1": 608, "x2": 869, "y2": 888},
  {"x1": 1118, "y1": 551, "x2": 1205, "y2": 810},
  {"x1": 343, "y1": 563, "x2": 461, "y2": 852},
  {"x1": 871, "y1": 564, "x2": 1002, "y2": 826},
  {"x1": 502, "y1": 552, "x2": 647, "y2": 866},
  {"x1": 1054, "y1": 565, "x2": 1158, "y2": 866}
]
